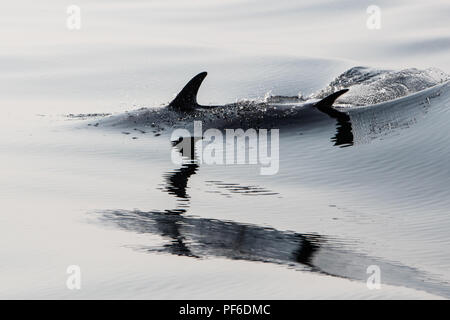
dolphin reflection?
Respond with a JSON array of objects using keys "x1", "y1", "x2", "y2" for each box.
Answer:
[
  {"x1": 101, "y1": 209, "x2": 321, "y2": 266},
  {"x1": 162, "y1": 136, "x2": 200, "y2": 206},
  {"x1": 99, "y1": 208, "x2": 449, "y2": 297},
  {"x1": 97, "y1": 133, "x2": 450, "y2": 297}
]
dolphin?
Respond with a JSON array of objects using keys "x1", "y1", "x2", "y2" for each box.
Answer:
[
  {"x1": 96, "y1": 72, "x2": 349, "y2": 131},
  {"x1": 88, "y1": 68, "x2": 450, "y2": 149}
]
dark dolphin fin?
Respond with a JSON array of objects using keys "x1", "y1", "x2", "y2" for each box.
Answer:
[
  {"x1": 169, "y1": 72, "x2": 207, "y2": 112},
  {"x1": 314, "y1": 89, "x2": 354, "y2": 147},
  {"x1": 314, "y1": 89, "x2": 349, "y2": 113}
]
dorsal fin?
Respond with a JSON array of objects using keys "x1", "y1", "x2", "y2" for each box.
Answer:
[
  {"x1": 169, "y1": 72, "x2": 207, "y2": 112},
  {"x1": 313, "y1": 89, "x2": 353, "y2": 147},
  {"x1": 314, "y1": 89, "x2": 349, "y2": 112}
]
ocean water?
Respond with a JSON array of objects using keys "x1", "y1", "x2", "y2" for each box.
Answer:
[{"x1": 1, "y1": 0, "x2": 450, "y2": 299}]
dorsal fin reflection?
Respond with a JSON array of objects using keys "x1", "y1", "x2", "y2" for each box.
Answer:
[{"x1": 163, "y1": 136, "x2": 201, "y2": 206}]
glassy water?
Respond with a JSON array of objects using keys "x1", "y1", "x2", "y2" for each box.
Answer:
[{"x1": 1, "y1": 0, "x2": 449, "y2": 299}]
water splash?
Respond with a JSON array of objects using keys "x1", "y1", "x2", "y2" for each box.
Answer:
[{"x1": 313, "y1": 66, "x2": 450, "y2": 106}]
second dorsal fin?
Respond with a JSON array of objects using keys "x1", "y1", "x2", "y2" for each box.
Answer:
[
  {"x1": 314, "y1": 89, "x2": 349, "y2": 112},
  {"x1": 169, "y1": 72, "x2": 207, "y2": 112}
]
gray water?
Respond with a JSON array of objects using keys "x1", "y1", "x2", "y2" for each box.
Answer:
[{"x1": 1, "y1": 0, "x2": 450, "y2": 299}]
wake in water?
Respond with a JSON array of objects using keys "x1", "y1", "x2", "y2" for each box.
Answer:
[{"x1": 312, "y1": 66, "x2": 450, "y2": 106}]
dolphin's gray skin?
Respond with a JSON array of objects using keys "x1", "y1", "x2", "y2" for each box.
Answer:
[
  {"x1": 169, "y1": 71, "x2": 348, "y2": 112},
  {"x1": 94, "y1": 72, "x2": 350, "y2": 134},
  {"x1": 97, "y1": 71, "x2": 447, "y2": 148},
  {"x1": 91, "y1": 68, "x2": 449, "y2": 149}
]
